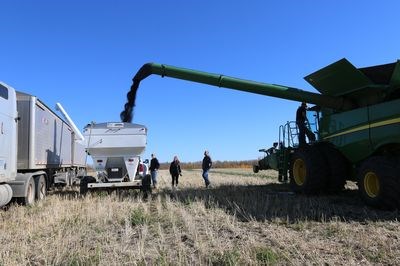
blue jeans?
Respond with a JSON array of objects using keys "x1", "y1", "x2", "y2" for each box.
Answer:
[
  {"x1": 151, "y1": 170, "x2": 157, "y2": 187},
  {"x1": 202, "y1": 170, "x2": 210, "y2": 187}
]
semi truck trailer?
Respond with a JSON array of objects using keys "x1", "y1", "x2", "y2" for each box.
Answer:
[{"x1": 0, "y1": 81, "x2": 86, "y2": 207}]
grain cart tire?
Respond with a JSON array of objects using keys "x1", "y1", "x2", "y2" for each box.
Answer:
[
  {"x1": 35, "y1": 175, "x2": 47, "y2": 200},
  {"x1": 22, "y1": 177, "x2": 36, "y2": 205},
  {"x1": 357, "y1": 156, "x2": 400, "y2": 210},
  {"x1": 80, "y1": 176, "x2": 97, "y2": 195},
  {"x1": 289, "y1": 145, "x2": 328, "y2": 194},
  {"x1": 141, "y1": 174, "x2": 152, "y2": 192},
  {"x1": 253, "y1": 165, "x2": 259, "y2": 173},
  {"x1": 317, "y1": 143, "x2": 348, "y2": 193}
]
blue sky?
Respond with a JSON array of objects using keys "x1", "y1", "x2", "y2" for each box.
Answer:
[{"x1": 1, "y1": 1, "x2": 399, "y2": 162}]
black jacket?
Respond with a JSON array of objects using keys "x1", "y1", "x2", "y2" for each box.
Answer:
[
  {"x1": 169, "y1": 161, "x2": 181, "y2": 176},
  {"x1": 202, "y1": 155, "x2": 212, "y2": 171},
  {"x1": 296, "y1": 105, "x2": 306, "y2": 124},
  {"x1": 150, "y1": 158, "x2": 160, "y2": 171}
]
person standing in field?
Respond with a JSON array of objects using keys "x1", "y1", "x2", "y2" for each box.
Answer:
[
  {"x1": 202, "y1": 150, "x2": 212, "y2": 188},
  {"x1": 169, "y1": 156, "x2": 182, "y2": 189},
  {"x1": 149, "y1": 153, "x2": 160, "y2": 189}
]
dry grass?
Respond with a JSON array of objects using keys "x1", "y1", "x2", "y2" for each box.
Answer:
[{"x1": 1, "y1": 169, "x2": 400, "y2": 265}]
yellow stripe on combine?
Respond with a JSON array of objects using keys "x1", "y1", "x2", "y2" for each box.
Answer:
[{"x1": 324, "y1": 117, "x2": 400, "y2": 139}]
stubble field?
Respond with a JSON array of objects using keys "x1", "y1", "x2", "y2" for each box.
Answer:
[{"x1": 1, "y1": 168, "x2": 400, "y2": 265}]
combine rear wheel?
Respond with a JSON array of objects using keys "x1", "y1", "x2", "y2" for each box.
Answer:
[
  {"x1": 289, "y1": 146, "x2": 328, "y2": 194},
  {"x1": 357, "y1": 156, "x2": 400, "y2": 210}
]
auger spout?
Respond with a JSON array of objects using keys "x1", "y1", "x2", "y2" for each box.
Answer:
[{"x1": 120, "y1": 62, "x2": 355, "y2": 122}]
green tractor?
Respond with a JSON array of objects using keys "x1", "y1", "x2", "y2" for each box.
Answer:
[
  {"x1": 253, "y1": 143, "x2": 279, "y2": 174},
  {"x1": 127, "y1": 58, "x2": 400, "y2": 209}
]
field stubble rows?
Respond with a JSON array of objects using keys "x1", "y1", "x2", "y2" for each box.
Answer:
[{"x1": 0, "y1": 169, "x2": 400, "y2": 265}]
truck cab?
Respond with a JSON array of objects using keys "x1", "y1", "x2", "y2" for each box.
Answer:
[{"x1": 0, "y1": 82, "x2": 18, "y2": 206}]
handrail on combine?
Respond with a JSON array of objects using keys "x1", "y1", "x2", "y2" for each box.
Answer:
[{"x1": 279, "y1": 121, "x2": 299, "y2": 149}]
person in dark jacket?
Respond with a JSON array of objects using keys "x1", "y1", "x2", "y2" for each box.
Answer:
[
  {"x1": 296, "y1": 102, "x2": 315, "y2": 147},
  {"x1": 202, "y1": 150, "x2": 212, "y2": 188},
  {"x1": 149, "y1": 153, "x2": 160, "y2": 189},
  {"x1": 169, "y1": 156, "x2": 182, "y2": 189}
]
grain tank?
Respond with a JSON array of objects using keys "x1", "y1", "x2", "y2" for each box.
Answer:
[{"x1": 126, "y1": 58, "x2": 400, "y2": 209}]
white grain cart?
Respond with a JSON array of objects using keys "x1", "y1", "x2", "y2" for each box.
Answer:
[{"x1": 80, "y1": 122, "x2": 151, "y2": 194}]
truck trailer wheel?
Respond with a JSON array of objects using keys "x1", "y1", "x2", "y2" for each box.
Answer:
[
  {"x1": 22, "y1": 177, "x2": 36, "y2": 206},
  {"x1": 289, "y1": 146, "x2": 328, "y2": 194},
  {"x1": 35, "y1": 175, "x2": 47, "y2": 200},
  {"x1": 357, "y1": 156, "x2": 400, "y2": 210}
]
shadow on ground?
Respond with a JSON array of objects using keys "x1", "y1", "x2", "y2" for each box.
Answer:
[
  {"x1": 158, "y1": 183, "x2": 400, "y2": 223},
  {"x1": 48, "y1": 183, "x2": 400, "y2": 223}
]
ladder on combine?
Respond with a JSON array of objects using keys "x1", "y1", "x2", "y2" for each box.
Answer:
[
  {"x1": 277, "y1": 121, "x2": 298, "y2": 182},
  {"x1": 276, "y1": 118, "x2": 318, "y2": 182}
]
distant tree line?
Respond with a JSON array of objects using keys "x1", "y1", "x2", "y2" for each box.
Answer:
[{"x1": 159, "y1": 160, "x2": 257, "y2": 170}]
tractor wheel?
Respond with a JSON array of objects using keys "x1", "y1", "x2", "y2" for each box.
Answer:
[
  {"x1": 253, "y1": 165, "x2": 259, "y2": 173},
  {"x1": 35, "y1": 175, "x2": 47, "y2": 201},
  {"x1": 80, "y1": 176, "x2": 96, "y2": 195},
  {"x1": 317, "y1": 143, "x2": 348, "y2": 192},
  {"x1": 289, "y1": 145, "x2": 328, "y2": 194},
  {"x1": 357, "y1": 156, "x2": 400, "y2": 210}
]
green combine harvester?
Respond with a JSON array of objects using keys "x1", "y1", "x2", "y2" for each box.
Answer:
[{"x1": 130, "y1": 58, "x2": 400, "y2": 209}]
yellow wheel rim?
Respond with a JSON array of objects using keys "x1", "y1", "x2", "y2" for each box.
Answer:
[
  {"x1": 293, "y1": 158, "x2": 306, "y2": 186},
  {"x1": 364, "y1": 171, "x2": 380, "y2": 198}
]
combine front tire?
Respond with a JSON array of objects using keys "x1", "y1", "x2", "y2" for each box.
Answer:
[
  {"x1": 318, "y1": 144, "x2": 348, "y2": 192},
  {"x1": 289, "y1": 146, "x2": 328, "y2": 194},
  {"x1": 357, "y1": 156, "x2": 400, "y2": 210}
]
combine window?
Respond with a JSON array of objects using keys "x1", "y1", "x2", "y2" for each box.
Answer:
[{"x1": 0, "y1": 84, "x2": 8, "y2": 100}]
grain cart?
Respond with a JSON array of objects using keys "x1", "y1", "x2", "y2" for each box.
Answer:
[
  {"x1": 125, "y1": 58, "x2": 400, "y2": 209},
  {"x1": 0, "y1": 82, "x2": 86, "y2": 207},
  {"x1": 80, "y1": 122, "x2": 151, "y2": 194}
]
